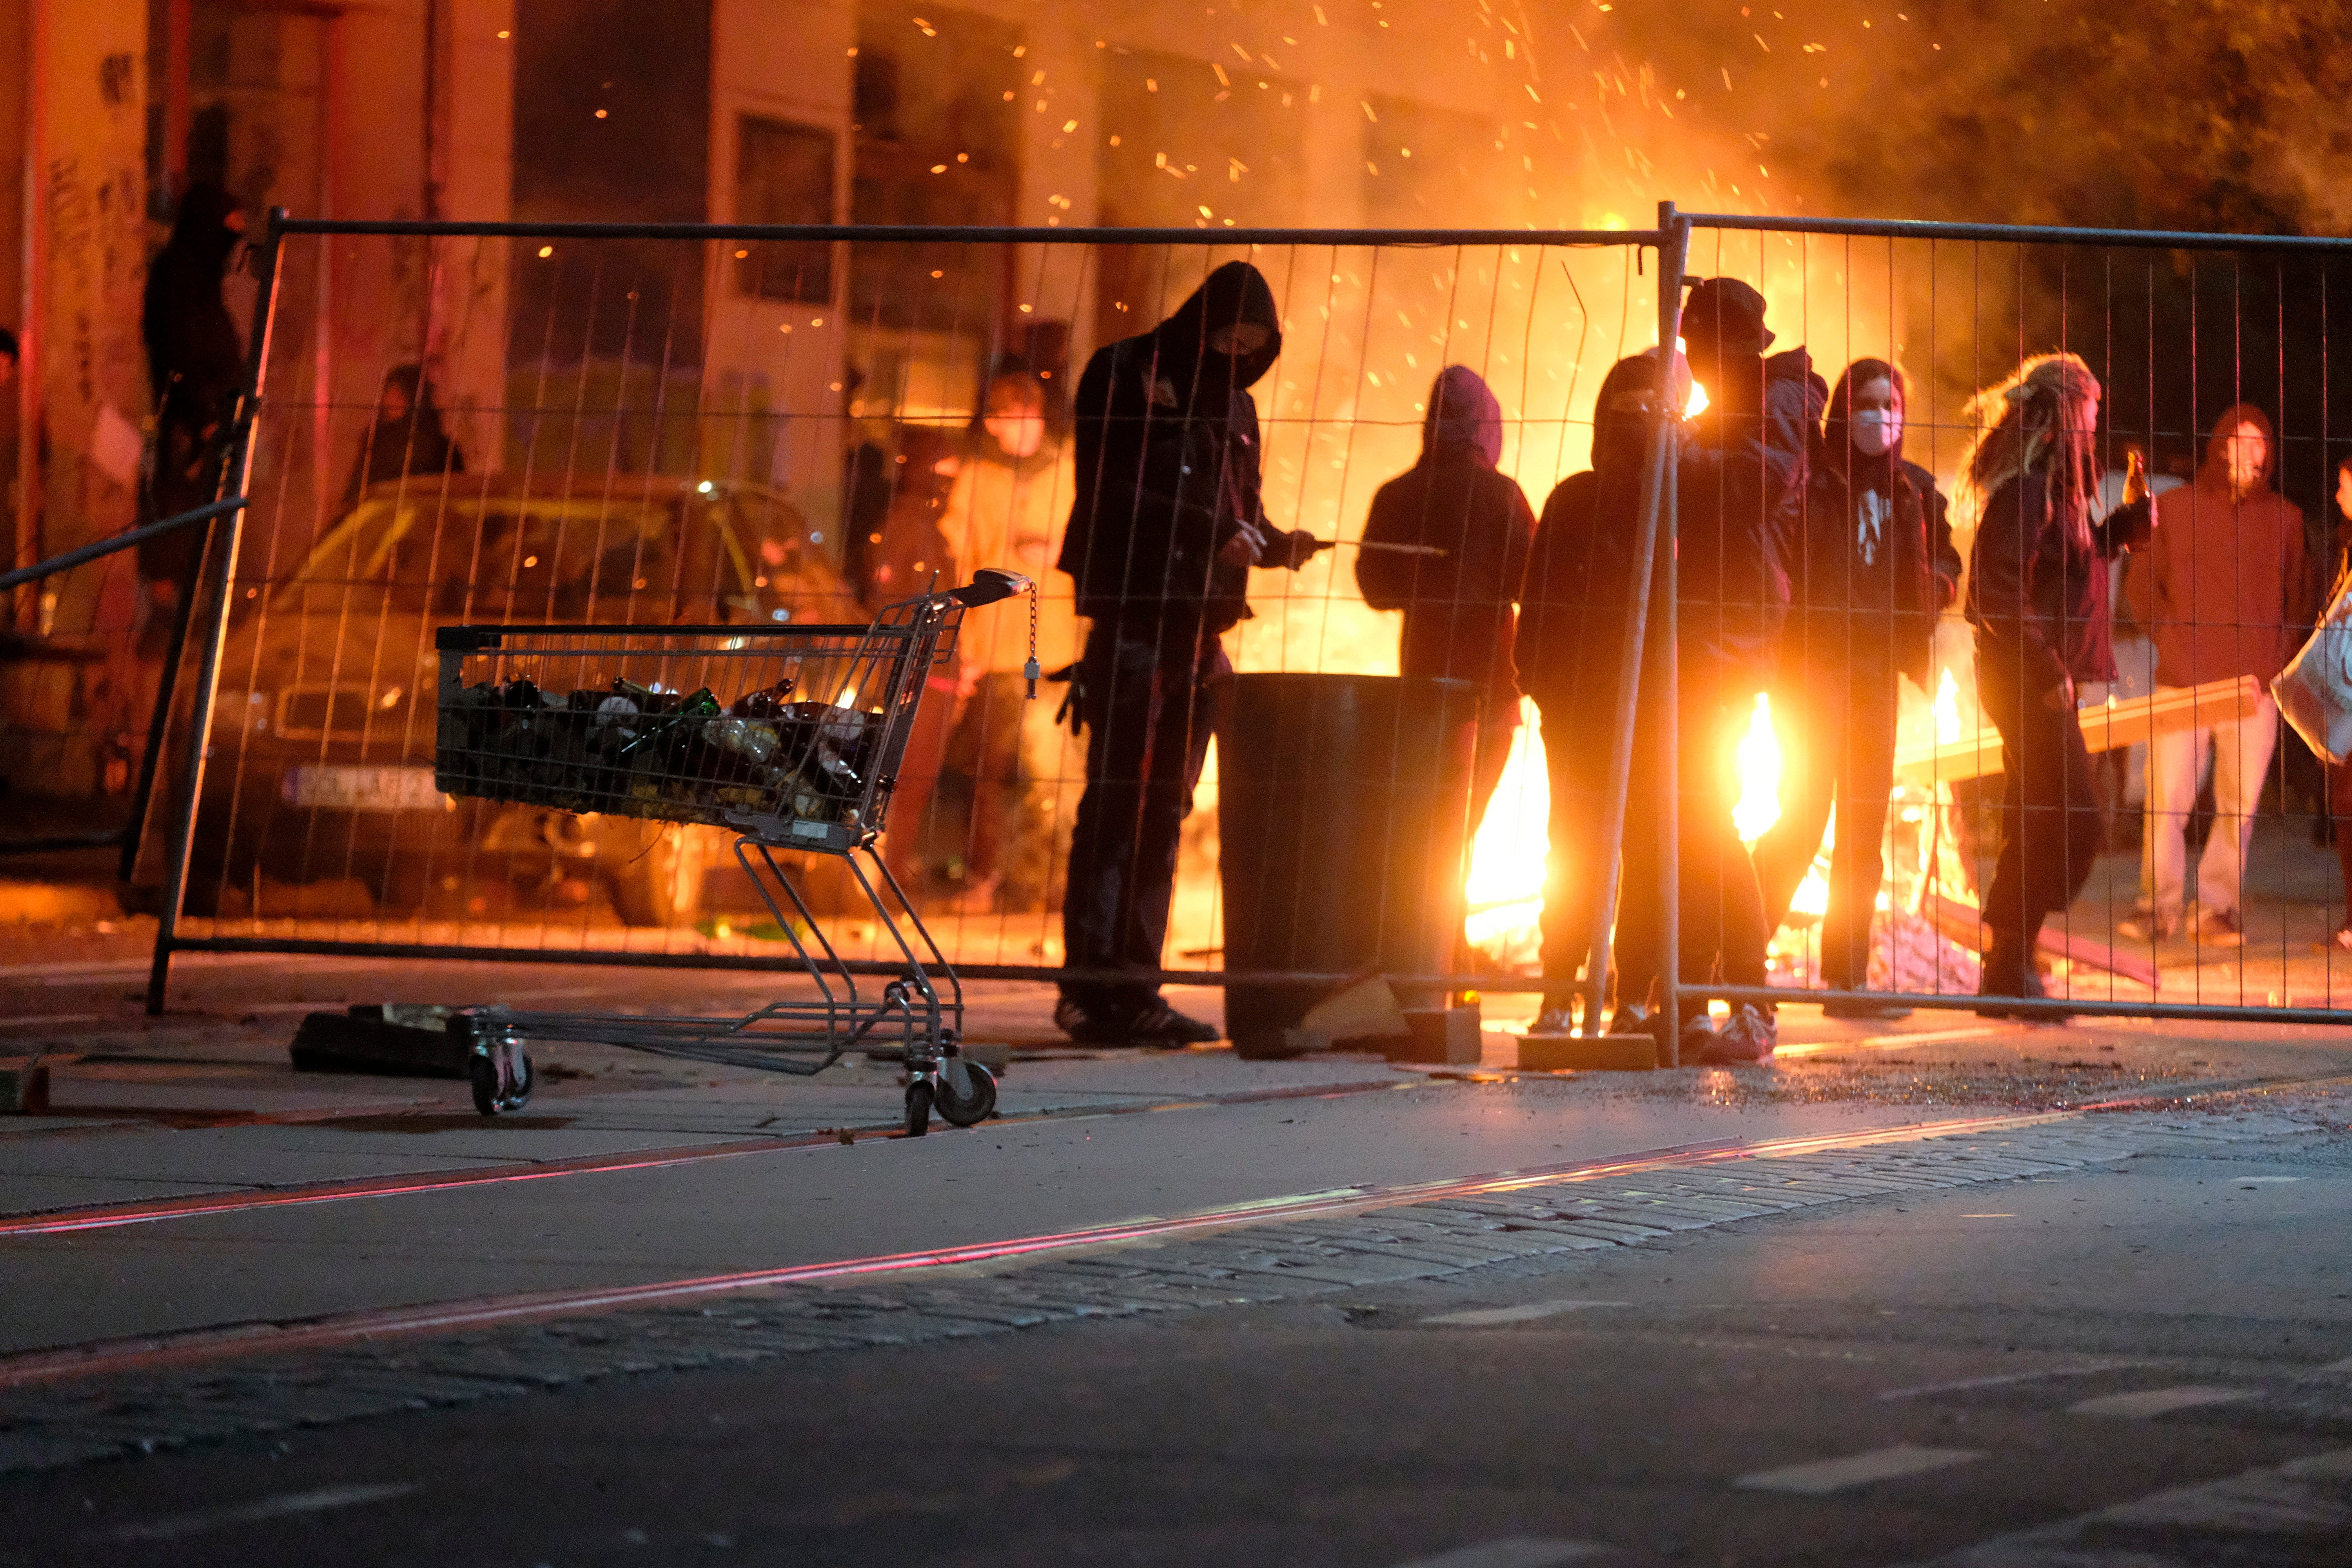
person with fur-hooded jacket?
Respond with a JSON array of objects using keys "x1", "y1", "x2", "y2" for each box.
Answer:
[
  {"x1": 2129, "y1": 402, "x2": 2303, "y2": 946},
  {"x1": 1356, "y1": 365, "x2": 1535, "y2": 829},
  {"x1": 1053, "y1": 261, "x2": 1327, "y2": 1044},
  {"x1": 1753, "y1": 358, "x2": 1958, "y2": 1015},
  {"x1": 140, "y1": 181, "x2": 248, "y2": 595},
  {"x1": 1963, "y1": 352, "x2": 2152, "y2": 1011}
]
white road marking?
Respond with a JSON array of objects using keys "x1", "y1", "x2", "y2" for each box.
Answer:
[
  {"x1": 1735, "y1": 1444, "x2": 1981, "y2": 1495},
  {"x1": 1876, "y1": 1361, "x2": 2149, "y2": 1402},
  {"x1": 2235, "y1": 1175, "x2": 2302, "y2": 1185},
  {"x1": 2301, "y1": 1356, "x2": 2352, "y2": 1380},
  {"x1": 0, "y1": 1014, "x2": 100, "y2": 1029},
  {"x1": 1422, "y1": 1300, "x2": 1631, "y2": 1327},
  {"x1": 1388, "y1": 1539, "x2": 1610, "y2": 1568},
  {"x1": 2066, "y1": 1385, "x2": 2252, "y2": 1419},
  {"x1": 99, "y1": 1482, "x2": 418, "y2": 1541},
  {"x1": 1913, "y1": 1448, "x2": 2352, "y2": 1563}
]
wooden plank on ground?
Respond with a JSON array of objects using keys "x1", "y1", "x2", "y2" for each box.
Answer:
[
  {"x1": 1918, "y1": 889, "x2": 2159, "y2": 989},
  {"x1": 1893, "y1": 675, "x2": 2265, "y2": 788}
]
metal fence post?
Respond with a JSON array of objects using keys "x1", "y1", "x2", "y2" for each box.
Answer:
[
  {"x1": 1575, "y1": 201, "x2": 1688, "y2": 1053},
  {"x1": 1653, "y1": 201, "x2": 1684, "y2": 1069},
  {"x1": 146, "y1": 209, "x2": 289, "y2": 1015}
]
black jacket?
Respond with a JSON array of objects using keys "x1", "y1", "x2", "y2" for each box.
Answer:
[
  {"x1": 1966, "y1": 470, "x2": 2152, "y2": 691},
  {"x1": 1058, "y1": 262, "x2": 1283, "y2": 641},
  {"x1": 142, "y1": 183, "x2": 246, "y2": 436},
  {"x1": 1788, "y1": 453, "x2": 1960, "y2": 688},
  {"x1": 1514, "y1": 353, "x2": 1670, "y2": 711},
  {"x1": 1357, "y1": 368, "x2": 1535, "y2": 695},
  {"x1": 1677, "y1": 347, "x2": 1825, "y2": 678}
]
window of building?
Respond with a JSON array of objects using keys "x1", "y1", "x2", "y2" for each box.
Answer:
[{"x1": 734, "y1": 115, "x2": 837, "y2": 305}]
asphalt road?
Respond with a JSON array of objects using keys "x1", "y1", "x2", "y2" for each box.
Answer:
[
  {"x1": 2, "y1": 1094, "x2": 2347, "y2": 1566},
  {"x1": 6, "y1": 948, "x2": 2352, "y2": 1564}
]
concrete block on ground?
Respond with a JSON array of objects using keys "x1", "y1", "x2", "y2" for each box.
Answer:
[
  {"x1": 1515, "y1": 1033, "x2": 1657, "y2": 1072},
  {"x1": 1386, "y1": 1007, "x2": 1482, "y2": 1065},
  {"x1": 289, "y1": 1007, "x2": 469, "y2": 1078}
]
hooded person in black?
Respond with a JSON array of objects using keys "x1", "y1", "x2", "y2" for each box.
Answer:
[
  {"x1": 343, "y1": 364, "x2": 465, "y2": 510},
  {"x1": 1357, "y1": 365, "x2": 1535, "y2": 835},
  {"x1": 140, "y1": 182, "x2": 248, "y2": 593},
  {"x1": 1514, "y1": 352, "x2": 1662, "y2": 1030},
  {"x1": 1752, "y1": 358, "x2": 1958, "y2": 1014},
  {"x1": 1054, "y1": 261, "x2": 1327, "y2": 1043},
  {"x1": 1617, "y1": 278, "x2": 1823, "y2": 1062}
]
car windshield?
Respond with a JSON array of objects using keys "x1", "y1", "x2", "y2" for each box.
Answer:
[{"x1": 285, "y1": 492, "x2": 747, "y2": 622}]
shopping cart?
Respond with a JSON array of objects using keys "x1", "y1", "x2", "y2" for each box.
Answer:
[{"x1": 430, "y1": 570, "x2": 1034, "y2": 1133}]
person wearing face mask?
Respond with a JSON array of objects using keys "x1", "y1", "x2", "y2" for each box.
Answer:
[
  {"x1": 933, "y1": 369, "x2": 1080, "y2": 914},
  {"x1": 2124, "y1": 404, "x2": 2303, "y2": 947},
  {"x1": 1753, "y1": 359, "x2": 1958, "y2": 1016},
  {"x1": 1053, "y1": 261, "x2": 1329, "y2": 1044},
  {"x1": 1963, "y1": 354, "x2": 2152, "y2": 1011}
]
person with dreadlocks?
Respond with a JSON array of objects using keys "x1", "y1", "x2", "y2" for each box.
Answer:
[
  {"x1": 1962, "y1": 352, "x2": 2151, "y2": 1012},
  {"x1": 1755, "y1": 358, "x2": 1958, "y2": 1016},
  {"x1": 1053, "y1": 261, "x2": 1329, "y2": 1045}
]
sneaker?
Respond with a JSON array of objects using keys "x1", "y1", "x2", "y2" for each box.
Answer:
[
  {"x1": 1054, "y1": 997, "x2": 1137, "y2": 1045},
  {"x1": 1127, "y1": 1001, "x2": 1223, "y2": 1045},
  {"x1": 1705, "y1": 1003, "x2": 1779, "y2": 1063},
  {"x1": 2117, "y1": 909, "x2": 2182, "y2": 943},
  {"x1": 1525, "y1": 1004, "x2": 1579, "y2": 1038},
  {"x1": 1054, "y1": 998, "x2": 1222, "y2": 1045},
  {"x1": 1819, "y1": 984, "x2": 1911, "y2": 1021},
  {"x1": 2192, "y1": 906, "x2": 2244, "y2": 948}
]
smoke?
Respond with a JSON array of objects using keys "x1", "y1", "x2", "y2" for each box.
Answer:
[{"x1": 1551, "y1": 1, "x2": 2352, "y2": 236}]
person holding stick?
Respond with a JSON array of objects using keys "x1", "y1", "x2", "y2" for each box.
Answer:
[
  {"x1": 1053, "y1": 262, "x2": 1328, "y2": 1045},
  {"x1": 1356, "y1": 365, "x2": 1535, "y2": 858}
]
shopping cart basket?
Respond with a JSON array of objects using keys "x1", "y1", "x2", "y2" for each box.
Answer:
[{"x1": 430, "y1": 570, "x2": 1034, "y2": 1133}]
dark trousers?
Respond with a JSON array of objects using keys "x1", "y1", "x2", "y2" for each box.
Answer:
[
  {"x1": 1060, "y1": 622, "x2": 1229, "y2": 1015},
  {"x1": 1530, "y1": 688, "x2": 1613, "y2": 1005},
  {"x1": 1980, "y1": 657, "x2": 2105, "y2": 962},
  {"x1": 1614, "y1": 662, "x2": 1770, "y2": 1018},
  {"x1": 1753, "y1": 640, "x2": 1900, "y2": 988}
]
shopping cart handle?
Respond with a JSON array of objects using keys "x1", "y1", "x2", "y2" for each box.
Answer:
[{"x1": 950, "y1": 568, "x2": 1033, "y2": 608}]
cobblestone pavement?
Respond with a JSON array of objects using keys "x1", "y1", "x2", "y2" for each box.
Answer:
[{"x1": 6, "y1": 1099, "x2": 2339, "y2": 1482}]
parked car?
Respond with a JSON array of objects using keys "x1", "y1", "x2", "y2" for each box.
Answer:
[{"x1": 190, "y1": 475, "x2": 862, "y2": 922}]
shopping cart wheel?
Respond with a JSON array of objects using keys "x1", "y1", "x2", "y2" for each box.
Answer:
[
  {"x1": 935, "y1": 1059, "x2": 997, "y2": 1127},
  {"x1": 470, "y1": 1040, "x2": 534, "y2": 1116},
  {"x1": 904, "y1": 1079, "x2": 934, "y2": 1138}
]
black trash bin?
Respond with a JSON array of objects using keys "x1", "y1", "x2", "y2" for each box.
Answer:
[{"x1": 1215, "y1": 673, "x2": 1480, "y2": 1058}]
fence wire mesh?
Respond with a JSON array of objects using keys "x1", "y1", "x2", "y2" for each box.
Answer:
[{"x1": 128, "y1": 212, "x2": 2352, "y2": 1037}]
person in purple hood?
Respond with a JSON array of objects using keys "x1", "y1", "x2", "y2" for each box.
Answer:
[{"x1": 1357, "y1": 365, "x2": 1537, "y2": 833}]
